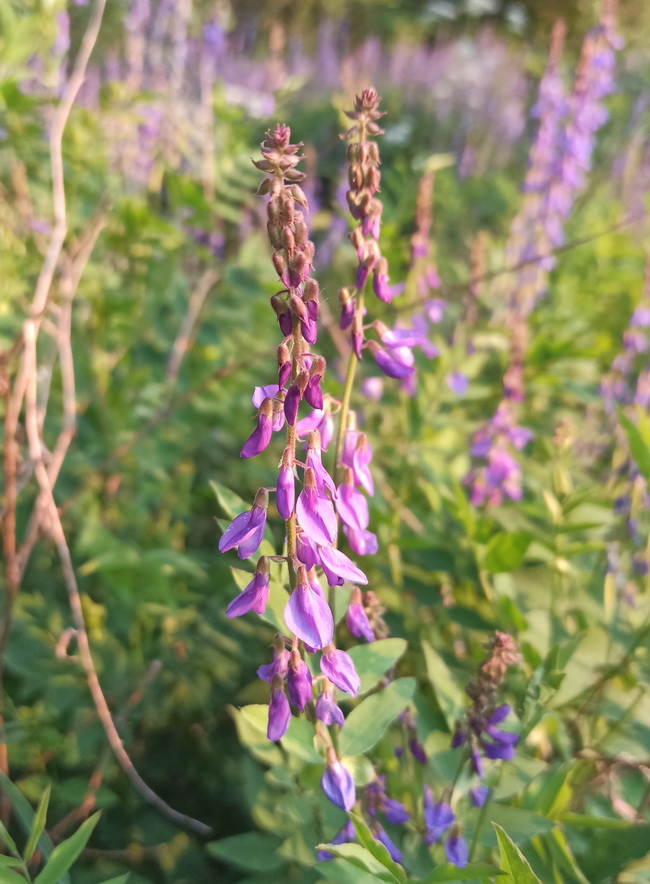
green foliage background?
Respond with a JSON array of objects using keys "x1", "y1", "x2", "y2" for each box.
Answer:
[{"x1": 1, "y1": 1, "x2": 650, "y2": 882}]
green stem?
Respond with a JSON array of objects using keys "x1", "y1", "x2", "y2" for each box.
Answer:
[{"x1": 333, "y1": 332, "x2": 360, "y2": 483}]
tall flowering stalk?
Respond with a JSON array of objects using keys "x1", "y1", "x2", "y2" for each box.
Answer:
[
  {"x1": 467, "y1": 5, "x2": 620, "y2": 508},
  {"x1": 217, "y1": 123, "x2": 380, "y2": 813}
]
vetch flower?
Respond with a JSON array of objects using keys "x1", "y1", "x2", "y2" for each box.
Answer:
[
  {"x1": 346, "y1": 589, "x2": 375, "y2": 642},
  {"x1": 287, "y1": 649, "x2": 313, "y2": 711},
  {"x1": 318, "y1": 544, "x2": 368, "y2": 587},
  {"x1": 321, "y1": 747, "x2": 355, "y2": 811},
  {"x1": 368, "y1": 341, "x2": 415, "y2": 380},
  {"x1": 277, "y1": 448, "x2": 295, "y2": 520},
  {"x1": 296, "y1": 468, "x2": 337, "y2": 546},
  {"x1": 317, "y1": 820, "x2": 356, "y2": 861},
  {"x1": 445, "y1": 832, "x2": 469, "y2": 869},
  {"x1": 320, "y1": 645, "x2": 360, "y2": 695},
  {"x1": 218, "y1": 489, "x2": 268, "y2": 560},
  {"x1": 225, "y1": 557, "x2": 270, "y2": 618},
  {"x1": 423, "y1": 787, "x2": 455, "y2": 844},
  {"x1": 267, "y1": 675, "x2": 291, "y2": 742},
  {"x1": 315, "y1": 679, "x2": 345, "y2": 726},
  {"x1": 470, "y1": 785, "x2": 489, "y2": 808},
  {"x1": 284, "y1": 566, "x2": 334, "y2": 650},
  {"x1": 372, "y1": 825, "x2": 403, "y2": 863},
  {"x1": 257, "y1": 635, "x2": 290, "y2": 682},
  {"x1": 241, "y1": 398, "x2": 275, "y2": 458}
]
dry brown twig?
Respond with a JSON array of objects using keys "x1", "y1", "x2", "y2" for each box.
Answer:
[{"x1": 0, "y1": 0, "x2": 212, "y2": 838}]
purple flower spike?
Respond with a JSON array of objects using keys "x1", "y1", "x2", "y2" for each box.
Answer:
[
  {"x1": 318, "y1": 545, "x2": 368, "y2": 586},
  {"x1": 296, "y1": 469, "x2": 337, "y2": 546},
  {"x1": 369, "y1": 342, "x2": 415, "y2": 380},
  {"x1": 277, "y1": 449, "x2": 295, "y2": 520},
  {"x1": 284, "y1": 567, "x2": 334, "y2": 650},
  {"x1": 346, "y1": 598, "x2": 375, "y2": 643},
  {"x1": 241, "y1": 398, "x2": 274, "y2": 458},
  {"x1": 373, "y1": 827, "x2": 402, "y2": 863},
  {"x1": 287, "y1": 649, "x2": 313, "y2": 711},
  {"x1": 225, "y1": 559, "x2": 270, "y2": 618},
  {"x1": 315, "y1": 680, "x2": 345, "y2": 727},
  {"x1": 321, "y1": 645, "x2": 360, "y2": 695},
  {"x1": 322, "y1": 748, "x2": 355, "y2": 811},
  {"x1": 445, "y1": 834, "x2": 469, "y2": 869},
  {"x1": 267, "y1": 677, "x2": 291, "y2": 742},
  {"x1": 218, "y1": 490, "x2": 268, "y2": 560}
]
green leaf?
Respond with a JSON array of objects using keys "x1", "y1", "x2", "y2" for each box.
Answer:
[
  {"x1": 316, "y1": 842, "x2": 400, "y2": 883},
  {"x1": 339, "y1": 678, "x2": 416, "y2": 757},
  {"x1": 0, "y1": 772, "x2": 59, "y2": 876},
  {"x1": 469, "y1": 806, "x2": 555, "y2": 847},
  {"x1": 0, "y1": 821, "x2": 20, "y2": 857},
  {"x1": 618, "y1": 408, "x2": 650, "y2": 481},
  {"x1": 483, "y1": 532, "x2": 532, "y2": 572},
  {"x1": 421, "y1": 642, "x2": 464, "y2": 730},
  {"x1": 24, "y1": 785, "x2": 51, "y2": 862},
  {"x1": 0, "y1": 867, "x2": 30, "y2": 884},
  {"x1": 348, "y1": 812, "x2": 406, "y2": 884},
  {"x1": 98, "y1": 877, "x2": 130, "y2": 884},
  {"x1": 559, "y1": 812, "x2": 634, "y2": 829},
  {"x1": 207, "y1": 832, "x2": 285, "y2": 872},
  {"x1": 347, "y1": 639, "x2": 408, "y2": 695},
  {"x1": 494, "y1": 823, "x2": 542, "y2": 884},
  {"x1": 228, "y1": 704, "x2": 283, "y2": 766},
  {"x1": 209, "y1": 480, "x2": 250, "y2": 519},
  {"x1": 421, "y1": 862, "x2": 505, "y2": 882},
  {"x1": 33, "y1": 813, "x2": 100, "y2": 884}
]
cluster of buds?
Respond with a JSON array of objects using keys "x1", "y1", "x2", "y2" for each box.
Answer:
[
  {"x1": 451, "y1": 632, "x2": 521, "y2": 778},
  {"x1": 464, "y1": 401, "x2": 532, "y2": 507}
]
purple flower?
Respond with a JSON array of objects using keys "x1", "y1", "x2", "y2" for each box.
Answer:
[
  {"x1": 373, "y1": 826, "x2": 402, "y2": 863},
  {"x1": 241, "y1": 398, "x2": 274, "y2": 458},
  {"x1": 321, "y1": 749, "x2": 355, "y2": 811},
  {"x1": 336, "y1": 478, "x2": 369, "y2": 531},
  {"x1": 470, "y1": 785, "x2": 489, "y2": 808},
  {"x1": 423, "y1": 787, "x2": 454, "y2": 843},
  {"x1": 296, "y1": 469, "x2": 337, "y2": 546},
  {"x1": 318, "y1": 545, "x2": 368, "y2": 587},
  {"x1": 445, "y1": 834, "x2": 469, "y2": 868},
  {"x1": 384, "y1": 798, "x2": 410, "y2": 825},
  {"x1": 218, "y1": 490, "x2": 268, "y2": 560},
  {"x1": 257, "y1": 640, "x2": 290, "y2": 682},
  {"x1": 267, "y1": 679, "x2": 291, "y2": 742},
  {"x1": 252, "y1": 384, "x2": 285, "y2": 432},
  {"x1": 344, "y1": 526, "x2": 379, "y2": 557},
  {"x1": 287, "y1": 649, "x2": 313, "y2": 711},
  {"x1": 306, "y1": 433, "x2": 337, "y2": 496},
  {"x1": 346, "y1": 597, "x2": 374, "y2": 642},
  {"x1": 225, "y1": 560, "x2": 270, "y2": 618},
  {"x1": 284, "y1": 567, "x2": 334, "y2": 650},
  {"x1": 362, "y1": 376, "x2": 384, "y2": 401},
  {"x1": 409, "y1": 738, "x2": 427, "y2": 765},
  {"x1": 296, "y1": 530, "x2": 319, "y2": 569},
  {"x1": 447, "y1": 372, "x2": 468, "y2": 395},
  {"x1": 317, "y1": 820, "x2": 356, "y2": 861},
  {"x1": 341, "y1": 429, "x2": 374, "y2": 495},
  {"x1": 277, "y1": 451, "x2": 295, "y2": 520},
  {"x1": 315, "y1": 681, "x2": 345, "y2": 726},
  {"x1": 369, "y1": 342, "x2": 415, "y2": 380},
  {"x1": 320, "y1": 646, "x2": 360, "y2": 695}
]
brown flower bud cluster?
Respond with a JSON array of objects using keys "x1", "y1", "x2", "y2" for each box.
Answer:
[
  {"x1": 338, "y1": 90, "x2": 395, "y2": 351},
  {"x1": 255, "y1": 124, "x2": 320, "y2": 343},
  {"x1": 465, "y1": 631, "x2": 521, "y2": 711}
]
